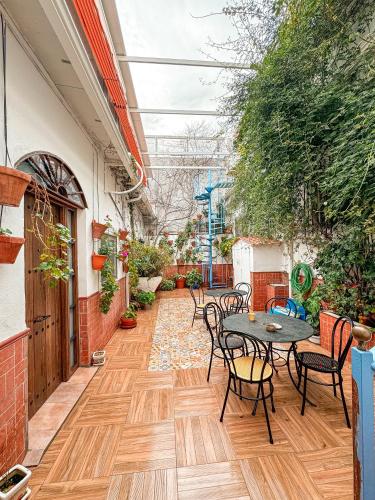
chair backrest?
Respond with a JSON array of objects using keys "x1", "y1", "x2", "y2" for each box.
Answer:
[
  {"x1": 189, "y1": 286, "x2": 204, "y2": 307},
  {"x1": 235, "y1": 282, "x2": 252, "y2": 307},
  {"x1": 264, "y1": 296, "x2": 297, "y2": 318},
  {"x1": 220, "y1": 291, "x2": 243, "y2": 316},
  {"x1": 221, "y1": 330, "x2": 270, "y2": 380},
  {"x1": 331, "y1": 316, "x2": 354, "y2": 368},
  {"x1": 203, "y1": 302, "x2": 223, "y2": 343}
]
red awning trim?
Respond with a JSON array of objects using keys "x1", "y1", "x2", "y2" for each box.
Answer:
[{"x1": 72, "y1": 0, "x2": 145, "y2": 184}]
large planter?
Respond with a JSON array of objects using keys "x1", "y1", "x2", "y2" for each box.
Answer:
[
  {"x1": 175, "y1": 277, "x2": 186, "y2": 289},
  {"x1": 138, "y1": 276, "x2": 162, "y2": 293},
  {"x1": 0, "y1": 235, "x2": 25, "y2": 264},
  {"x1": 118, "y1": 229, "x2": 129, "y2": 241},
  {"x1": 0, "y1": 464, "x2": 31, "y2": 500},
  {"x1": 92, "y1": 220, "x2": 107, "y2": 240},
  {"x1": 0, "y1": 166, "x2": 31, "y2": 207},
  {"x1": 92, "y1": 254, "x2": 107, "y2": 270},
  {"x1": 119, "y1": 317, "x2": 137, "y2": 329}
]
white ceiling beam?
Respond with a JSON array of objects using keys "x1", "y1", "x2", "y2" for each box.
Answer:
[
  {"x1": 117, "y1": 55, "x2": 251, "y2": 70},
  {"x1": 147, "y1": 165, "x2": 225, "y2": 170},
  {"x1": 129, "y1": 108, "x2": 228, "y2": 116},
  {"x1": 145, "y1": 135, "x2": 223, "y2": 140},
  {"x1": 141, "y1": 152, "x2": 229, "y2": 157}
]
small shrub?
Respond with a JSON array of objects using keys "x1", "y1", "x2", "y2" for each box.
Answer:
[
  {"x1": 185, "y1": 269, "x2": 203, "y2": 288},
  {"x1": 160, "y1": 279, "x2": 175, "y2": 291}
]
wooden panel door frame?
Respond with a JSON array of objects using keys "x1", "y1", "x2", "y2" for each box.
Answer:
[{"x1": 60, "y1": 207, "x2": 79, "y2": 380}]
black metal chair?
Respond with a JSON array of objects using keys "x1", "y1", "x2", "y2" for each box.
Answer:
[
  {"x1": 189, "y1": 286, "x2": 206, "y2": 327},
  {"x1": 220, "y1": 291, "x2": 243, "y2": 318},
  {"x1": 264, "y1": 296, "x2": 298, "y2": 372},
  {"x1": 219, "y1": 330, "x2": 275, "y2": 443},
  {"x1": 203, "y1": 302, "x2": 245, "y2": 382},
  {"x1": 234, "y1": 282, "x2": 252, "y2": 312},
  {"x1": 296, "y1": 315, "x2": 353, "y2": 427}
]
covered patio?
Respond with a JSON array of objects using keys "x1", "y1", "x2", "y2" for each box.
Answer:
[{"x1": 28, "y1": 289, "x2": 353, "y2": 499}]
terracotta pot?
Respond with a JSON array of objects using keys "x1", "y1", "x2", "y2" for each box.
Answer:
[
  {"x1": 176, "y1": 259, "x2": 184, "y2": 265},
  {"x1": 118, "y1": 229, "x2": 129, "y2": 241},
  {"x1": 191, "y1": 241, "x2": 196, "y2": 248},
  {"x1": 92, "y1": 220, "x2": 107, "y2": 240},
  {"x1": 123, "y1": 262, "x2": 129, "y2": 273},
  {"x1": 175, "y1": 278, "x2": 186, "y2": 289},
  {"x1": 92, "y1": 254, "x2": 107, "y2": 270},
  {"x1": 0, "y1": 166, "x2": 31, "y2": 207},
  {"x1": 119, "y1": 317, "x2": 137, "y2": 329},
  {"x1": 0, "y1": 235, "x2": 25, "y2": 264},
  {"x1": 167, "y1": 240, "x2": 173, "y2": 246}
]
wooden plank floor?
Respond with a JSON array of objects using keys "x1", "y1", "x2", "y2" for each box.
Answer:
[{"x1": 30, "y1": 290, "x2": 354, "y2": 499}]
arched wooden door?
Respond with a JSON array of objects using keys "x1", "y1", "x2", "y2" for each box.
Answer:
[{"x1": 19, "y1": 153, "x2": 86, "y2": 419}]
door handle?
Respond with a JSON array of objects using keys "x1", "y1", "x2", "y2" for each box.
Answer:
[{"x1": 33, "y1": 315, "x2": 51, "y2": 323}]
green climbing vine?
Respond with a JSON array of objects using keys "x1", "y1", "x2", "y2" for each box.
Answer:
[{"x1": 229, "y1": 0, "x2": 375, "y2": 319}]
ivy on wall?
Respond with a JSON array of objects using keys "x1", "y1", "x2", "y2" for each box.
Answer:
[{"x1": 230, "y1": 0, "x2": 375, "y2": 318}]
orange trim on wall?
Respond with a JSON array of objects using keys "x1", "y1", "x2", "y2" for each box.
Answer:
[{"x1": 72, "y1": 0, "x2": 146, "y2": 184}]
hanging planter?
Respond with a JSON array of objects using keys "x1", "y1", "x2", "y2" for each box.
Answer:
[
  {"x1": 0, "y1": 166, "x2": 31, "y2": 207},
  {"x1": 167, "y1": 239, "x2": 173, "y2": 246},
  {"x1": 92, "y1": 220, "x2": 107, "y2": 240},
  {"x1": 123, "y1": 262, "x2": 129, "y2": 273},
  {"x1": 118, "y1": 229, "x2": 129, "y2": 241},
  {"x1": 92, "y1": 253, "x2": 107, "y2": 270},
  {"x1": 0, "y1": 233, "x2": 25, "y2": 264},
  {"x1": 197, "y1": 213, "x2": 203, "y2": 220}
]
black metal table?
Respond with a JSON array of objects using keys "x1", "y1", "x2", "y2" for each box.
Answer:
[
  {"x1": 205, "y1": 288, "x2": 247, "y2": 298},
  {"x1": 222, "y1": 312, "x2": 315, "y2": 404}
]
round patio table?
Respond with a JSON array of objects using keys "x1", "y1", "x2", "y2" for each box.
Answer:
[
  {"x1": 222, "y1": 312, "x2": 315, "y2": 404},
  {"x1": 205, "y1": 288, "x2": 247, "y2": 298}
]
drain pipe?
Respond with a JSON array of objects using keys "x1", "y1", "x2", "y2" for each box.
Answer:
[
  {"x1": 106, "y1": 164, "x2": 144, "y2": 195},
  {"x1": 127, "y1": 194, "x2": 142, "y2": 203}
]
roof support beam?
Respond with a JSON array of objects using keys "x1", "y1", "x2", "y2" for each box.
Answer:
[
  {"x1": 148, "y1": 166, "x2": 224, "y2": 170},
  {"x1": 117, "y1": 55, "x2": 251, "y2": 70},
  {"x1": 129, "y1": 108, "x2": 229, "y2": 116},
  {"x1": 145, "y1": 135, "x2": 223, "y2": 140},
  {"x1": 141, "y1": 152, "x2": 229, "y2": 157}
]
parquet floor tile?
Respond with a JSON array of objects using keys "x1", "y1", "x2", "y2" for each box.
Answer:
[
  {"x1": 70, "y1": 394, "x2": 131, "y2": 427},
  {"x1": 133, "y1": 370, "x2": 174, "y2": 392},
  {"x1": 240, "y1": 453, "x2": 321, "y2": 500},
  {"x1": 174, "y1": 386, "x2": 220, "y2": 417},
  {"x1": 126, "y1": 389, "x2": 174, "y2": 424},
  {"x1": 177, "y1": 461, "x2": 250, "y2": 500},
  {"x1": 30, "y1": 293, "x2": 356, "y2": 500},
  {"x1": 113, "y1": 421, "x2": 176, "y2": 474},
  {"x1": 175, "y1": 415, "x2": 235, "y2": 467}
]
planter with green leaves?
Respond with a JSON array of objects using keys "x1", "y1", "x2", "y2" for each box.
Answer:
[
  {"x1": 129, "y1": 240, "x2": 171, "y2": 292},
  {"x1": 119, "y1": 304, "x2": 138, "y2": 329},
  {"x1": 215, "y1": 236, "x2": 238, "y2": 263},
  {"x1": 99, "y1": 238, "x2": 119, "y2": 314},
  {"x1": 159, "y1": 279, "x2": 175, "y2": 291},
  {"x1": 135, "y1": 290, "x2": 156, "y2": 310},
  {"x1": 185, "y1": 269, "x2": 203, "y2": 289},
  {"x1": 0, "y1": 228, "x2": 25, "y2": 264},
  {"x1": 174, "y1": 273, "x2": 186, "y2": 289}
]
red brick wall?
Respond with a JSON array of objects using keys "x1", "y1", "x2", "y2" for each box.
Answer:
[
  {"x1": 320, "y1": 311, "x2": 375, "y2": 363},
  {"x1": 0, "y1": 331, "x2": 28, "y2": 475},
  {"x1": 164, "y1": 264, "x2": 233, "y2": 287},
  {"x1": 266, "y1": 284, "x2": 289, "y2": 306},
  {"x1": 250, "y1": 271, "x2": 289, "y2": 311},
  {"x1": 79, "y1": 277, "x2": 126, "y2": 365}
]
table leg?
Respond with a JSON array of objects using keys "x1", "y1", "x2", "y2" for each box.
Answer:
[{"x1": 287, "y1": 342, "x2": 317, "y2": 407}]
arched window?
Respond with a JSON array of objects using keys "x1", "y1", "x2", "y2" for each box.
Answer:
[{"x1": 17, "y1": 152, "x2": 87, "y2": 208}]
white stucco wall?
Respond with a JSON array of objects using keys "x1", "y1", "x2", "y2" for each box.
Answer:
[{"x1": 0, "y1": 29, "x2": 144, "y2": 341}]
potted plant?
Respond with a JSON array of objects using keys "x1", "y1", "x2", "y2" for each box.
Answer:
[
  {"x1": 119, "y1": 304, "x2": 138, "y2": 329},
  {"x1": 0, "y1": 464, "x2": 32, "y2": 500},
  {"x1": 0, "y1": 166, "x2": 31, "y2": 207},
  {"x1": 224, "y1": 224, "x2": 233, "y2": 234},
  {"x1": 185, "y1": 268, "x2": 203, "y2": 289},
  {"x1": 99, "y1": 238, "x2": 119, "y2": 314},
  {"x1": 118, "y1": 229, "x2": 129, "y2": 241},
  {"x1": 92, "y1": 215, "x2": 112, "y2": 240},
  {"x1": 0, "y1": 228, "x2": 25, "y2": 264},
  {"x1": 129, "y1": 240, "x2": 171, "y2": 292},
  {"x1": 197, "y1": 213, "x2": 203, "y2": 220},
  {"x1": 174, "y1": 273, "x2": 186, "y2": 289},
  {"x1": 135, "y1": 290, "x2": 156, "y2": 310},
  {"x1": 159, "y1": 279, "x2": 175, "y2": 291}
]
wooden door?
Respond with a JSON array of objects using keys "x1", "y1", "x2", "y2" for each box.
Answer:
[{"x1": 25, "y1": 193, "x2": 63, "y2": 418}]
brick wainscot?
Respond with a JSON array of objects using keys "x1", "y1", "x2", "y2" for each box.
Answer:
[
  {"x1": 79, "y1": 277, "x2": 126, "y2": 365},
  {"x1": 251, "y1": 271, "x2": 289, "y2": 311},
  {"x1": 320, "y1": 310, "x2": 375, "y2": 363},
  {"x1": 0, "y1": 330, "x2": 28, "y2": 475}
]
